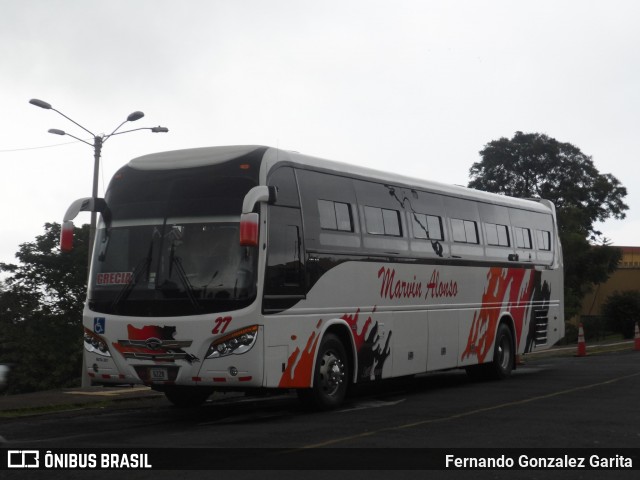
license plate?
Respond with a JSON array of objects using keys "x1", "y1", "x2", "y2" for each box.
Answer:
[{"x1": 150, "y1": 367, "x2": 168, "y2": 381}]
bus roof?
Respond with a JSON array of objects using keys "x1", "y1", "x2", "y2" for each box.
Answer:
[
  {"x1": 128, "y1": 145, "x2": 265, "y2": 170},
  {"x1": 128, "y1": 145, "x2": 552, "y2": 214},
  {"x1": 266, "y1": 148, "x2": 553, "y2": 214}
]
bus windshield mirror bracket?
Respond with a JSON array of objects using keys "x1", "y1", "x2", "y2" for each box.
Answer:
[
  {"x1": 242, "y1": 186, "x2": 278, "y2": 214},
  {"x1": 63, "y1": 197, "x2": 112, "y2": 227}
]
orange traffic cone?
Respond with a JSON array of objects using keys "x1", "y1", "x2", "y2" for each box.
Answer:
[
  {"x1": 576, "y1": 323, "x2": 586, "y2": 357},
  {"x1": 634, "y1": 322, "x2": 640, "y2": 352}
]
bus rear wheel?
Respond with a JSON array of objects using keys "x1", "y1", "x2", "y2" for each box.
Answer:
[
  {"x1": 490, "y1": 323, "x2": 514, "y2": 379},
  {"x1": 466, "y1": 323, "x2": 514, "y2": 381},
  {"x1": 298, "y1": 333, "x2": 349, "y2": 410}
]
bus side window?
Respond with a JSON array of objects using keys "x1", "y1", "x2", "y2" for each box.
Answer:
[
  {"x1": 411, "y1": 213, "x2": 443, "y2": 241},
  {"x1": 485, "y1": 223, "x2": 510, "y2": 247},
  {"x1": 451, "y1": 218, "x2": 479, "y2": 244},
  {"x1": 536, "y1": 229, "x2": 551, "y2": 251},
  {"x1": 535, "y1": 227, "x2": 554, "y2": 265},
  {"x1": 444, "y1": 197, "x2": 483, "y2": 259},
  {"x1": 514, "y1": 226, "x2": 532, "y2": 249},
  {"x1": 364, "y1": 206, "x2": 402, "y2": 236},
  {"x1": 296, "y1": 169, "x2": 360, "y2": 251},
  {"x1": 318, "y1": 199, "x2": 353, "y2": 232}
]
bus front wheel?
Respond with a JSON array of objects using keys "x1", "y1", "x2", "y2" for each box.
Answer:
[
  {"x1": 298, "y1": 333, "x2": 349, "y2": 410},
  {"x1": 163, "y1": 386, "x2": 213, "y2": 408}
]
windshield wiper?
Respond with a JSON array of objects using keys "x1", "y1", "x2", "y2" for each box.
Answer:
[
  {"x1": 166, "y1": 242, "x2": 201, "y2": 312},
  {"x1": 109, "y1": 242, "x2": 153, "y2": 313}
]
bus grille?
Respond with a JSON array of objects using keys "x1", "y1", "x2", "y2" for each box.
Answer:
[{"x1": 534, "y1": 310, "x2": 549, "y2": 346}]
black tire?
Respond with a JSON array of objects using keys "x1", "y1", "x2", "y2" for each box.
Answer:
[
  {"x1": 163, "y1": 386, "x2": 213, "y2": 408},
  {"x1": 297, "y1": 333, "x2": 349, "y2": 410},
  {"x1": 487, "y1": 323, "x2": 514, "y2": 380},
  {"x1": 466, "y1": 323, "x2": 514, "y2": 381}
]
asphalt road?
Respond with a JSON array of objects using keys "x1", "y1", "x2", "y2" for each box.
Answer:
[{"x1": 2, "y1": 350, "x2": 639, "y2": 479}]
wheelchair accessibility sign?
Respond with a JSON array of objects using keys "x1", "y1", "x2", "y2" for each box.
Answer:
[{"x1": 94, "y1": 317, "x2": 106, "y2": 334}]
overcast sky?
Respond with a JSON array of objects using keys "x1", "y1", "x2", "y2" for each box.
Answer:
[{"x1": 1, "y1": 0, "x2": 639, "y2": 266}]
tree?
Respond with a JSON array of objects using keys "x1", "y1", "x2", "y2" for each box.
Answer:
[
  {"x1": 0, "y1": 223, "x2": 89, "y2": 394},
  {"x1": 602, "y1": 290, "x2": 640, "y2": 339},
  {"x1": 468, "y1": 132, "x2": 627, "y2": 319}
]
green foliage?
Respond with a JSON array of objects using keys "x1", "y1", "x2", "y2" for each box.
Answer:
[
  {"x1": 0, "y1": 223, "x2": 89, "y2": 394},
  {"x1": 602, "y1": 290, "x2": 640, "y2": 339},
  {"x1": 468, "y1": 132, "x2": 627, "y2": 319},
  {"x1": 469, "y1": 132, "x2": 628, "y2": 239},
  {"x1": 561, "y1": 233, "x2": 622, "y2": 319},
  {"x1": 557, "y1": 322, "x2": 578, "y2": 346},
  {"x1": 579, "y1": 316, "x2": 610, "y2": 342}
]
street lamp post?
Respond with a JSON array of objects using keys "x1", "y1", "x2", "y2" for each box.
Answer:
[
  {"x1": 29, "y1": 98, "x2": 169, "y2": 389},
  {"x1": 29, "y1": 98, "x2": 169, "y2": 265}
]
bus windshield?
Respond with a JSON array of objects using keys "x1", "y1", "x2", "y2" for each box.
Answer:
[{"x1": 87, "y1": 163, "x2": 259, "y2": 317}]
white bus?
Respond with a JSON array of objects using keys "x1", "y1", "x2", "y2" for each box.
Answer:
[{"x1": 62, "y1": 146, "x2": 564, "y2": 409}]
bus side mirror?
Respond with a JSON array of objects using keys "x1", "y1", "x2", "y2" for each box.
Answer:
[
  {"x1": 60, "y1": 197, "x2": 111, "y2": 252},
  {"x1": 240, "y1": 213, "x2": 259, "y2": 247},
  {"x1": 239, "y1": 186, "x2": 277, "y2": 247},
  {"x1": 60, "y1": 220, "x2": 75, "y2": 252}
]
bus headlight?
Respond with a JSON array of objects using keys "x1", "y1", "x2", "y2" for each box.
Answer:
[
  {"x1": 206, "y1": 325, "x2": 259, "y2": 359},
  {"x1": 84, "y1": 328, "x2": 111, "y2": 357}
]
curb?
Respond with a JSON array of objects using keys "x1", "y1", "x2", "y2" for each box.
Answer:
[
  {"x1": 0, "y1": 386, "x2": 163, "y2": 418},
  {"x1": 526, "y1": 339, "x2": 635, "y2": 357}
]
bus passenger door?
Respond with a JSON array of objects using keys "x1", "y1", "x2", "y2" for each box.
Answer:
[
  {"x1": 263, "y1": 205, "x2": 305, "y2": 313},
  {"x1": 262, "y1": 205, "x2": 305, "y2": 388}
]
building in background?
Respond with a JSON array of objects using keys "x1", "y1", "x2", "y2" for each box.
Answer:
[{"x1": 577, "y1": 246, "x2": 640, "y2": 329}]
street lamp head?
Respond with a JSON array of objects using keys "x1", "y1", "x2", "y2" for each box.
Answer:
[
  {"x1": 30, "y1": 98, "x2": 52, "y2": 110},
  {"x1": 48, "y1": 128, "x2": 66, "y2": 136},
  {"x1": 151, "y1": 126, "x2": 169, "y2": 133},
  {"x1": 127, "y1": 111, "x2": 144, "y2": 122}
]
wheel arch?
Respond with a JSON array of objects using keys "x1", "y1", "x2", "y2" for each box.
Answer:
[{"x1": 316, "y1": 319, "x2": 357, "y2": 386}]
